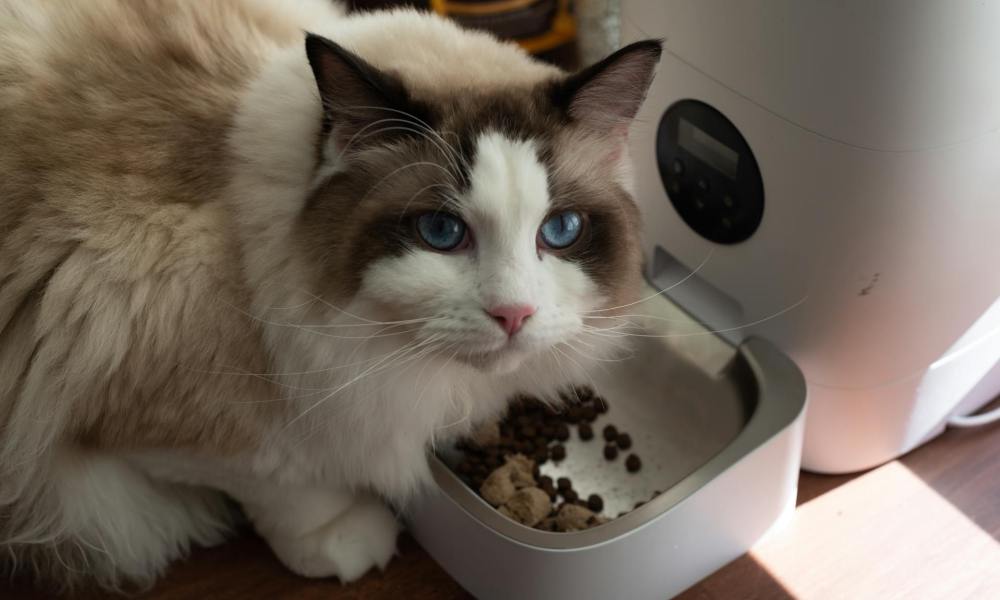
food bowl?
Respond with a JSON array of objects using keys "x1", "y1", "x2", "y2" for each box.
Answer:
[{"x1": 407, "y1": 284, "x2": 806, "y2": 599}]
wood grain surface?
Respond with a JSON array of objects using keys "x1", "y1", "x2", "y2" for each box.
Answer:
[{"x1": 7, "y1": 401, "x2": 999, "y2": 599}]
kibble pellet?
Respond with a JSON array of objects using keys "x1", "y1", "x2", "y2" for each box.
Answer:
[
  {"x1": 603, "y1": 444, "x2": 618, "y2": 460},
  {"x1": 625, "y1": 454, "x2": 642, "y2": 472}
]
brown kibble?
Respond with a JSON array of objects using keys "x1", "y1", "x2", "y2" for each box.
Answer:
[
  {"x1": 602, "y1": 425, "x2": 618, "y2": 441},
  {"x1": 550, "y1": 444, "x2": 566, "y2": 461},
  {"x1": 580, "y1": 406, "x2": 597, "y2": 423},
  {"x1": 603, "y1": 444, "x2": 618, "y2": 460},
  {"x1": 541, "y1": 483, "x2": 557, "y2": 501},
  {"x1": 578, "y1": 423, "x2": 594, "y2": 440},
  {"x1": 616, "y1": 433, "x2": 632, "y2": 450},
  {"x1": 594, "y1": 397, "x2": 609, "y2": 414},
  {"x1": 499, "y1": 487, "x2": 551, "y2": 527},
  {"x1": 557, "y1": 477, "x2": 572, "y2": 491},
  {"x1": 554, "y1": 423, "x2": 570, "y2": 442},
  {"x1": 562, "y1": 488, "x2": 578, "y2": 503},
  {"x1": 470, "y1": 422, "x2": 501, "y2": 447},
  {"x1": 587, "y1": 494, "x2": 604, "y2": 513},
  {"x1": 625, "y1": 454, "x2": 642, "y2": 472},
  {"x1": 520, "y1": 425, "x2": 537, "y2": 439}
]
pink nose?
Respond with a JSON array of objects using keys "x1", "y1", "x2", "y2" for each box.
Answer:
[{"x1": 486, "y1": 304, "x2": 536, "y2": 336}]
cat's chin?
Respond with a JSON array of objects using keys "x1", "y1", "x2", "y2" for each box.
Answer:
[{"x1": 460, "y1": 347, "x2": 528, "y2": 376}]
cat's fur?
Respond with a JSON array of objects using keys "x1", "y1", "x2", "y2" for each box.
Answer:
[{"x1": 0, "y1": 0, "x2": 660, "y2": 591}]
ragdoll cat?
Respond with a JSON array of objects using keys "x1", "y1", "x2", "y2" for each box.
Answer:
[{"x1": 0, "y1": 0, "x2": 660, "y2": 590}]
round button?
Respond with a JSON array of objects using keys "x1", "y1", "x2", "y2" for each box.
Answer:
[
  {"x1": 722, "y1": 195, "x2": 735, "y2": 209},
  {"x1": 694, "y1": 198, "x2": 706, "y2": 210},
  {"x1": 671, "y1": 158, "x2": 685, "y2": 175},
  {"x1": 697, "y1": 178, "x2": 710, "y2": 192},
  {"x1": 668, "y1": 179, "x2": 681, "y2": 195},
  {"x1": 721, "y1": 217, "x2": 733, "y2": 229}
]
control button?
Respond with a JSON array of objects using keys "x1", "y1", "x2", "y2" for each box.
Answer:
[
  {"x1": 671, "y1": 158, "x2": 685, "y2": 176},
  {"x1": 656, "y1": 99, "x2": 764, "y2": 244}
]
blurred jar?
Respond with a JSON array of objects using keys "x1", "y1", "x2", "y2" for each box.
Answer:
[{"x1": 347, "y1": 0, "x2": 579, "y2": 63}]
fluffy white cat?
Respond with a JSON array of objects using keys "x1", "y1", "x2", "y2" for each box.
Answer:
[{"x1": 0, "y1": 0, "x2": 660, "y2": 591}]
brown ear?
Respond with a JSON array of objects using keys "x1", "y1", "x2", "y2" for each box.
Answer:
[
  {"x1": 554, "y1": 40, "x2": 663, "y2": 129},
  {"x1": 304, "y1": 32, "x2": 428, "y2": 150}
]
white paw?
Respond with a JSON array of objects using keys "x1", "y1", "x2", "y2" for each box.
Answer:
[{"x1": 269, "y1": 497, "x2": 400, "y2": 581}]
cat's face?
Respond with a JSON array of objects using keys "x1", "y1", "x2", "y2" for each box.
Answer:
[{"x1": 298, "y1": 36, "x2": 661, "y2": 375}]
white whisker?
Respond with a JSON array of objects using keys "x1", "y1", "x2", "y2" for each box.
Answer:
[{"x1": 583, "y1": 248, "x2": 715, "y2": 314}]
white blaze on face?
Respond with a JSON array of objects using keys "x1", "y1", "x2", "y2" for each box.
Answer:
[
  {"x1": 359, "y1": 131, "x2": 602, "y2": 373},
  {"x1": 463, "y1": 132, "x2": 550, "y2": 309}
]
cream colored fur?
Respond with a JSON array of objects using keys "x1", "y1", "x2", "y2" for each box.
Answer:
[{"x1": 0, "y1": 0, "x2": 652, "y2": 591}]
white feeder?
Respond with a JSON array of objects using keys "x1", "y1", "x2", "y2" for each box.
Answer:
[{"x1": 624, "y1": 0, "x2": 1000, "y2": 473}]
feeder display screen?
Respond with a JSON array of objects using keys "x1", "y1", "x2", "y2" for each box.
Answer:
[{"x1": 678, "y1": 119, "x2": 739, "y2": 179}]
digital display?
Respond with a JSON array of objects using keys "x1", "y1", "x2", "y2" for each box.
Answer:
[{"x1": 678, "y1": 119, "x2": 739, "y2": 179}]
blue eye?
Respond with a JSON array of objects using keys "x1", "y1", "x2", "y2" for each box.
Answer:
[
  {"x1": 416, "y1": 212, "x2": 468, "y2": 251},
  {"x1": 539, "y1": 210, "x2": 584, "y2": 249}
]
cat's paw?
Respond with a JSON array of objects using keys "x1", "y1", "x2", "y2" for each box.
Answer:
[{"x1": 269, "y1": 497, "x2": 400, "y2": 581}]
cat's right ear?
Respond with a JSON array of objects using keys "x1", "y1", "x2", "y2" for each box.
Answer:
[{"x1": 304, "y1": 33, "x2": 424, "y2": 152}]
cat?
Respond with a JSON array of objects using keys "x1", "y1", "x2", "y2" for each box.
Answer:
[{"x1": 0, "y1": 0, "x2": 660, "y2": 591}]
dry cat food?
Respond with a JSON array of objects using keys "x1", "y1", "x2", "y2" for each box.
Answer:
[{"x1": 451, "y1": 387, "x2": 646, "y2": 532}]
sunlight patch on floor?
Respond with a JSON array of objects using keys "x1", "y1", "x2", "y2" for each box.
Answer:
[{"x1": 748, "y1": 461, "x2": 1000, "y2": 599}]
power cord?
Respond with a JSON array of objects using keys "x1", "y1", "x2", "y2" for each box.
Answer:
[{"x1": 948, "y1": 405, "x2": 1000, "y2": 428}]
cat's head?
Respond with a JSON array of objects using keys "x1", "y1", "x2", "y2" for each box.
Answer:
[{"x1": 296, "y1": 32, "x2": 661, "y2": 376}]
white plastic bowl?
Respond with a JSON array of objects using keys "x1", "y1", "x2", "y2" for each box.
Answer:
[{"x1": 408, "y1": 288, "x2": 806, "y2": 599}]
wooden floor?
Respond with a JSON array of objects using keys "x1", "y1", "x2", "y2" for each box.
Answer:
[{"x1": 9, "y1": 401, "x2": 999, "y2": 600}]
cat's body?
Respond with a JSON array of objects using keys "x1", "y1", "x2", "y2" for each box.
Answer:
[{"x1": 0, "y1": 0, "x2": 659, "y2": 590}]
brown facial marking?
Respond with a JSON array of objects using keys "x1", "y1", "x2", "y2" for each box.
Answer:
[{"x1": 297, "y1": 49, "x2": 653, "y2": 314}]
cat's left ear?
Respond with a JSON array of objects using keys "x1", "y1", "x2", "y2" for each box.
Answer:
[
  {"x1": 554, "y1": 39, "x2": 663, "y2": 133},
  {"x1": 305, "y1": 32, "x2": 424, "y2": 151}
]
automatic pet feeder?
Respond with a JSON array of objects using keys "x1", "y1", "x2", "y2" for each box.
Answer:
[{"x1": 408, "y1": 1, "x2": 1000, "y2": 598}]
